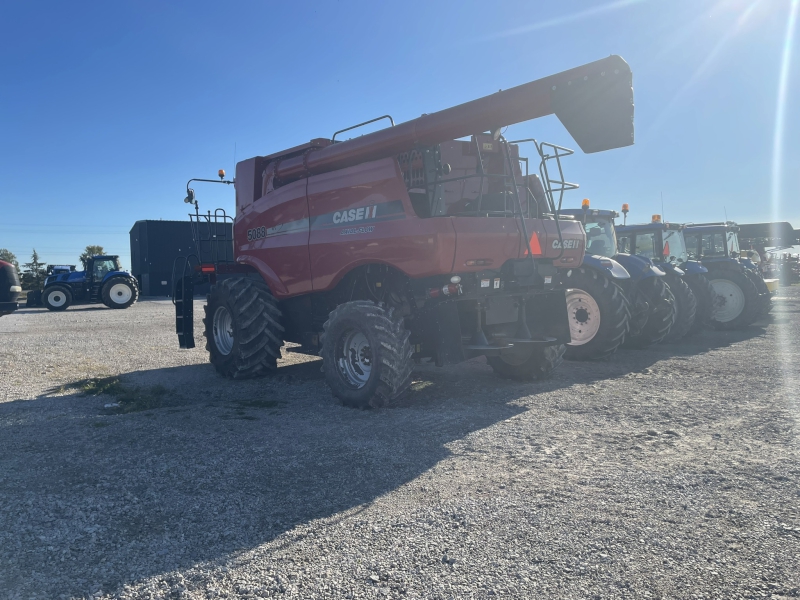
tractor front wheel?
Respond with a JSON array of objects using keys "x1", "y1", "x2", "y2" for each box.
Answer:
[
  {"x1": 559, "y1": 267, "x2": 629, "y2": 360},
  {"x1": 663, "y1": 273, "x2": 697, "y2": 342},
  {"x1": 204, "y1": 277, "x2": 284, "y2": 378},
  {"x1": 101, "y1": 277, "x2": 139, "y2": 309},
  {"x1": 623, "y1": 277, "x2": 675, "y2": 348},
  {"x1": 43, "y1": 286, "x2": 73, "y2": 312},
  {"x1": 684, "y1": 274, "x2": 716, "y2": 331},
  {"x1": 488, "y1": 344, "x2": 566, "y2": 381},
  {"x1": 321, "y1": 301, "x2": 413, "y2": 409},
  {"x1": 709, "y1": 271, "x2": 759, "y2": 329}
]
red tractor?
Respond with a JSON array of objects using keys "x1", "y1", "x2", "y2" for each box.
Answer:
[{"x1": 175, "y1": 56, "x2": 635, "y2": 407}]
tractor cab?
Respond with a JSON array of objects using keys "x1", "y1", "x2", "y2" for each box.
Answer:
[
  {"x1": 684, "y1": 222, "x2": 773, "y2": 323},
  {"x1": 87, "y1": 256, "x2": 121, "y2": 284},
  {"x1": 683, "y1": 223, "x2": 741, "y2": 264}
]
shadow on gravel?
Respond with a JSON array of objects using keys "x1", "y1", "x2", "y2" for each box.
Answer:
[
  {"x1": 0, "y1": 359, "x2": 528, "y2": 597},
  {"x1": 561, "y1": 324, "x2": 768, "y2": 384}
]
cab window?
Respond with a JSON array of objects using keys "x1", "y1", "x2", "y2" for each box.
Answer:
[
  {"x1": 634, "y1": 232, "x2": 657, "y2": 259},
  {"x1": 93, "y1": 259, "x2": 116, "y2": 278},
  {"x1": 701, "y1": 233, "x2": 726, "y2": 257},
  {"x1": 684, "y1": 233, "x2": 699, "y2": 260},
  {"x1": 617, "y1": 235, "x2": 631, "y2": 254}
]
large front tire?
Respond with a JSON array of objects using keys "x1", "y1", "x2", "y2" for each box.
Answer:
[
  {"x1": 203, "y1": 278, "x2": 284, "y2": 378},
  {"x1": 684, "y1": 274, "x2": 716, "y2": 331},
  {"x1": 663, "y1": 273, "x2": 697, "y2": 342},
  {"x1": 101, "y1": 276, "x2": 139, "y2": 309},
  {"x1": 559, "y1": 268, "x2": 629, "y2": 360},
  {"x1": 624, "y1": 277, "x2": 675, "y2": 348},
  {"x1": 488, "y1": 344, "x2": 565, "y2": 381},
  {"x1": 43, "y1": 286, "x2": 73, "y2": 312},
  {"x1": 709, "y1": 271, "x2": 759, "y2": 330},
  {"x1": 321, "y1": 301, "x2": 413, "y2": 409}
]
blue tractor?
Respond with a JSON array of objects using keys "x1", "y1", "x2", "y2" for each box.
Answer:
[
  {"x1": 683, "y1": 223, "x2": 770, "y2": 329},
  {"x1": 32, "y1": 255, "x2": 139, "y2": 312},
  {"x1": 559, "y1": 202, "x2": 675, "y2": 359},
  {"x1": 616, "y1": 213, "x2": 715, "y2": 340}
]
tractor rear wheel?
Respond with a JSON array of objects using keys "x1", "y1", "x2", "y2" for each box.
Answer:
[
  {"x1": 744, "y1": 270, "x2": 772, "y2": 316},
  {"x1": 321, "y1": 301, "x2": 413, "y2": 409},
  {"x1": 204, "y1": 277, "x2": 284, "y2": 378},
  {"x1": 559, "y1": 267, "x2": 629, "y2": 360},
  {"x1": 623, "y1": 277, "x2": 675, "y2": 347},
  {"x1": 488, "y1": 344, "x2": 565, "y2": 381},
  {"x1": 684, "y1": 274, "x2": 716, "y2": 331},
  {"x1": 709, "y1": 271, "x2": 759, "y2": 330},
  {"x1": 101, "y1": 277, "x2": 139, "y2": 309},
  {"x1": 663, "y1": 273, "x2": 697, "y2": 342},
  {"x1": 43, "y1": 286, "x2": 73, "y2": 312}
]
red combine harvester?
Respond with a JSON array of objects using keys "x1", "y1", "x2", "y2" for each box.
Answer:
[{"x1": 175, "y1": 55, "x2": 635, "y2": 407}]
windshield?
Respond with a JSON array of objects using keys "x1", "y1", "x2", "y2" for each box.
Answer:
[
  {"x1": 585, "y1": 217, "x2": 617, "y2": 257},
  {"x1": 727, "y1": 231, "x2": 740, "y2": 255},
  {"x1": 662, "y1": 229, "x2": 688, "y2": 264}
]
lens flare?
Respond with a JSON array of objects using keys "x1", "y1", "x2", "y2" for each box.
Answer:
[{"x1": 771, "y1": 0, "x2": 799, "y2": 221}]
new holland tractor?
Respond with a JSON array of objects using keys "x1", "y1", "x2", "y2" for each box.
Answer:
[
  {"x1": 173, "y1": 55, "x2": 636, "y2": 408},
  {"x1": 559, "y1": 202, "x2": 675, "y2": 359},
  {"x1": 616, "y1": 213, "x2": 716, "y2": 339},
  {"x1": 683, "y1": 223, "x2": 771, "y2": 328},
  {"x1": 28, "y1": 255, "x2": 139, "y2": 312}
]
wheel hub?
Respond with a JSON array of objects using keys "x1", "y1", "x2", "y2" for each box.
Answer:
[
  {"x1": 709, "y1": 279, "x2": 745, "y2": 323},
  {"x1": 337, "y1": 329, "x2": 373, "y2": 389},
  {"x1": 109, "y1": 283, "x2": 133, "y2": 304},
  {"x1": 48, "y1": 291, "x2": 66, "y2": 307},
  {"x1": 565, "y1": 288, "x2": 601, "y2": 346},
  {"x1": 213, "y1": 306, "x2": 235, "y2": 356}
]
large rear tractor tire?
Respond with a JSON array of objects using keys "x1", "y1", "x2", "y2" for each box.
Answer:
[
  {"x1": 684, "y1": 274, "x2": 716, "y2": 331},
  {"x1": 488, "y1": 344, "x2": 566, "y2": 381},
  {"x1": 321, "y1": 301, "x2": 413, "y2": 409},
  {"x1": 624, "y1": 277, "x2": 675, "y2": 348},
  {"x1": 43, "y1": 286, "x2": 73, "y2": 312},
  {"x1": 663, "y1": 273, "x2": 697, "y2": 342},
  {"x1": 559, "y1": 267, "x2": 629, "y2": 360},
  {"x1": 101, "y1": 276, "x2": 139, "y2": 309},
  {"x1": 744, "y1": 270, "x2": 773, "y2": 316},
  {"x1": 708, "y1": 271, "x2": 759, "y2": 330},
  {"x1": 204, "y1": 277, "x2": 284, "y2": 378}
]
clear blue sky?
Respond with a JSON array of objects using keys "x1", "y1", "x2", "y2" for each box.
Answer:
[{"x1": 1, "y1": 0, "x2": 798, "y2": 268}]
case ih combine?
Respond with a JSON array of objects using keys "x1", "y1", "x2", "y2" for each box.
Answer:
[{"x1": 175, "y1": 56, "x2": 635, "y2": 407}]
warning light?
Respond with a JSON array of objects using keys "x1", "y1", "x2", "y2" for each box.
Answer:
[
  {"x1": 652, "y1": 214, "x2": 662, "y2": 223},
  {"x1": 621, "y1": 203, "x2": 629, "y2": 214},
  {"x1": 218, "y1": 169, "x2": 226, "y2": 180},
  {"x1": 581, "y1": 198, "x2": 590, "y2": 209}
]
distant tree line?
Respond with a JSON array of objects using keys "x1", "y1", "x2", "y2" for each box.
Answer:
[{"x1": 0, "y1": 246, "x2": 105, "y2": 290}]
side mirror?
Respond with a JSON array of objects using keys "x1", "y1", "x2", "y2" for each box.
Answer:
[{"x1": 184, "y1": 188, "x2": 195, "y2": 204}]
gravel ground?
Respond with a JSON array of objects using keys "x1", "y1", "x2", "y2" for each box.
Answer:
[{"x1": 0, "y1": 289, "x2": 798, "y2": 600}]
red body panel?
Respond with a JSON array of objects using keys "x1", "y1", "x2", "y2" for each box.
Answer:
[
  {"x1": 233, "y1": 153, "x2": 585, "y2": 297},
  {"x1": 235, "y1": 178, "x2": 312, "y2": 297},
  {"x1": 307, "y1": 158, "x2": 457, "y2": 291}
]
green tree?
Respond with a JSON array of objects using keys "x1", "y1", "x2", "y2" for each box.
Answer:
[
  {"x1": 80, "y1": 245, "x2": 105, "y2": 270},
  {"x1": 0, "y1": 248, "x2": 19, "y2": 272},
  {"x1": 22, "y1": 249, "x2": 47, "y2": 291}
]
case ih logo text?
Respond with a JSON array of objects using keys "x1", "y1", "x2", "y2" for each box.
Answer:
[
  {"x1": 332, "y1": 205, "x2": 378, "y2": 224},
  {"x1": 552, "y1": 239, "x2": 581, "y2": 249}
]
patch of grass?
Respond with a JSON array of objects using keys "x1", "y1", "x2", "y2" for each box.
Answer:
[{"x1": 65, "y1": 377, "x2": 170, "y2": 414}]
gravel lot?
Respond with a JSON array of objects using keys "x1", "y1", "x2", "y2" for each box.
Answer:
[{"x1": 1, "y1": 288, "x2": 799, "y2": 599}]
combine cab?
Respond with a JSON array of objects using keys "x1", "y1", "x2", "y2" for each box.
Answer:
[{"x1": 175, "y1": 56, "x2": 636, "y2": 407}]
